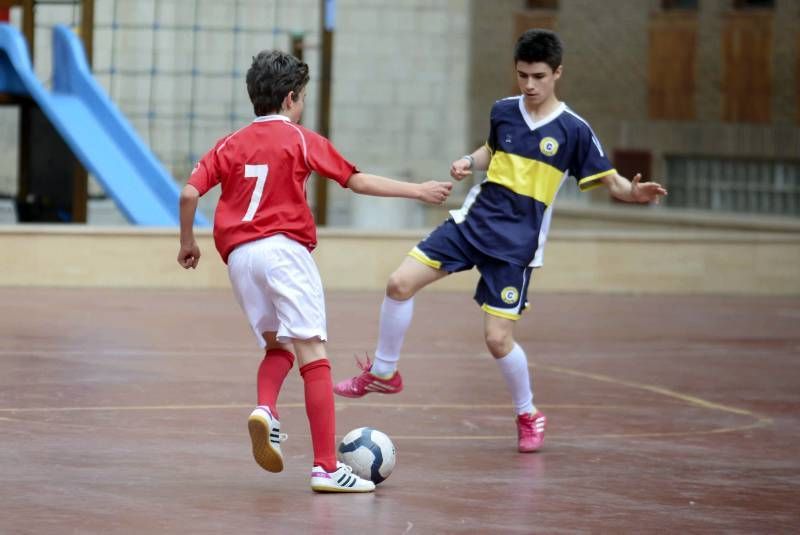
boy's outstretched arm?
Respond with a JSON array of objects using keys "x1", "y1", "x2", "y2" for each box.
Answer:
[
  {"x1": 177, "y1": 184, "x2": 201, "y2": 269},
  {"x1": 601, "y1": 173, "x2": 668, "y2": 204},
  {"x1": 347, "y1": 173, "x2": 452, "y2": 205}
]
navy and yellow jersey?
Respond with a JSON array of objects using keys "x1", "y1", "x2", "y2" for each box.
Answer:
[{"x1": 450, "y1": 97, "x2": 615, "y2": 268}]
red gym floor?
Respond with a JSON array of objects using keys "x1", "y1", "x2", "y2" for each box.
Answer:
[{"x1": 1, "y1": 288, "x2": 798, "y2": 533}]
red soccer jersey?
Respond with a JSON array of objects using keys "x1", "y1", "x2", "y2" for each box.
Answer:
[{"x1": 188, "y1": 115, "x2": 357, "y2": 263}]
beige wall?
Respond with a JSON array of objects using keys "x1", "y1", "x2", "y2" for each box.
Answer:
[
  {"x1": 2, "y1": 224, "x2": 797, "y2": 295},
  {"x1": 327, "y1": 0, "x2": 472, "y2": 228},
  {"x1": 1, "y1": 0, "x2": 798, "y2": 225}
]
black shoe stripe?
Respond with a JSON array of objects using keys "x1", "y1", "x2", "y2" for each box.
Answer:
[
  {"x1": 348, "y1": 477, "x2": 357, "y2": 488},
  {"x1": 337, "y1": 473, "x2": 348, "y2": 484}
]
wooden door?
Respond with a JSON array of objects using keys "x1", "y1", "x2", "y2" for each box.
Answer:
[{"x1": 722, "y1": 11, "x2": 773, "y2": 123}]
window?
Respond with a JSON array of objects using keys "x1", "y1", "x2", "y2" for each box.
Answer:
[
  {"x1": 661, "y1": 0, "x2": 698, "y2": 9},
  {"x1": 525, "y1": 0, "x2": 558, "y2": 9},
  {"x1": 665, "y1": 156, "x2": 800, "y2": 215},
  {"x1": 733, "y1": 0, "x2": 775, "y2": 9},
  {"x1": 614, "y1": 150, "x2": 653, "y2": 185}
]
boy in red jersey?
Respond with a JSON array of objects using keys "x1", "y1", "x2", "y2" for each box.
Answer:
[
  {"x1": 177, "y1": 50, "x2": 452, "y2": 492},
  {"x1": 334, "y1": 30, "x2": 667, "y2": 454}
]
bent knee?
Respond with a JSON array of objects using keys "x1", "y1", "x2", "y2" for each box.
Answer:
[
  {"x1": 484, "y1": 332, "x2": 514, "y2": 358},
  {"x1": 386, "y1": 272, "x2": 416, "y2": 301},
  {"x1": 263, "y1": 332, "x2": 292, "y2": 352}
]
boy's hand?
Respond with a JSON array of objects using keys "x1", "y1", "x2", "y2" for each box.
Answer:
[
  {"x1": 418, "y1": 181, "x2": 453, "y2": 205},
  {"x1": 630, "y1": 173, "x2": 668, "y2": 204},
  {"x1": 178, "y1": 241, "x2": 201, "y2": 269},
  {"x1": 450, "y1": 158, "x2": 473, "y2": 181}
]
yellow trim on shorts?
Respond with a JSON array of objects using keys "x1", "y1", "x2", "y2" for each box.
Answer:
[
  {"x1": 408, "y1": 247, "x2": 442, "y2": 270},
  {"x1": 578, "y1": 169, "x2": 616, "y2": 192},
  {"x1": 481, "y1": 304, "x2": 522, "y2": 321}
]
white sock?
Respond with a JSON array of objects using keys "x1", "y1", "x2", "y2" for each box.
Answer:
[
  {"x1": 371, "y1": 295, "x2": 414, "y2": 377},
  {"x1": 496, "y1": 343, "x2": 536, "y2": 415}
]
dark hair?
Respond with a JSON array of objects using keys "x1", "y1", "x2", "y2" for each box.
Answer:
[
  {"x1": 246, "y1": 50, "x2": 310, "y2": 116},
  {"x1": 514, "y1": 29, "x2": 563, "y2": 71}
]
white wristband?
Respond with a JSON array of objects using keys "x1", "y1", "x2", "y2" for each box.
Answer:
[{"x1": 462, "y1": 154, "x2": 474, "y2": 169}]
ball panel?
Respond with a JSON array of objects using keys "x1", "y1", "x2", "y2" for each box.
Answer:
[{"x1": 337, "y1": 427, "x2": 396, "y2": 484}]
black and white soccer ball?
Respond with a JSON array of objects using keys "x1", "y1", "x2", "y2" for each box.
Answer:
[{"x1": 337, "y1": 427, "x2": 397, "y2": 484}]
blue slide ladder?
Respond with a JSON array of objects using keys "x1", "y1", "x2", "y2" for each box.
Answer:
[{"x1": 0, "y1": 23, "x2": 209, "y2": 226}]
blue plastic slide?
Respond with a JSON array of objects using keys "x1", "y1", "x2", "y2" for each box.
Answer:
[{"x1": 0, "y1": 23, "x2": 209, "y2": 226}]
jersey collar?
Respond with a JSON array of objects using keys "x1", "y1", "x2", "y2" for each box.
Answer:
[
  {"x1": 253, "y1": 114, "x2": 291, "y2": 123},
  {"x1": 517, "y1": 98, "x2": 566, "y2": 131}
]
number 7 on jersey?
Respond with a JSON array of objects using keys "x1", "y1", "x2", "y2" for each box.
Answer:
[{"x1": 243, "y1": 164, "x2": 269, "y2": 221}]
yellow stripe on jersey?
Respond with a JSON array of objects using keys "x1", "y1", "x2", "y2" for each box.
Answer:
[
  {"x1": 578, "y1": 169, "x2": 616, "y2": 191},
  {"x1": 408, "y1": 247, "x2": 442, "y2": 270},
  {"x1": 486, "y1": 151, "x2": 565, "y2": 206}
]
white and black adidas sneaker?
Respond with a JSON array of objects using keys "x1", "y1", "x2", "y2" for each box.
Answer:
[
  {"x1": 310, "y1": 462, "x2": 376, "y2": 493},
  {"x1": 248, "y1": 406, "x2": 287, "y2": 473}
]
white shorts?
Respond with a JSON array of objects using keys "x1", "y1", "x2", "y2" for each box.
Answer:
[{"x1": 227, "y1": 234, "x2": 327, "y2": 348}]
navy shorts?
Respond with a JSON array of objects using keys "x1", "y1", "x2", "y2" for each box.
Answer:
[{"x1": 408, "y1": 219, "x2": 534, "y2": 320}]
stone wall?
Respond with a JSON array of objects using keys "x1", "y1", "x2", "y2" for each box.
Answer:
[
  {"x1": 2, "y1": 223, "x2": 798, "y2": 294},
  {"x1": 467, "y1": 0, "x2": 800, "y2": 197},
  {"x1": 0, "y1": 0, "x2": 797, "y2": 223}
]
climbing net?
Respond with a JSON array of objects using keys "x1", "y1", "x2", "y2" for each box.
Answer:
[{"x1": 32, "y1": 0, "x2": 318, "y2": 182}]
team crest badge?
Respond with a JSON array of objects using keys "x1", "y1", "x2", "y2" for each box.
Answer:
[
  {"x1": 500, "y1": 286, "x2": 519, "y2": 305},
  {"x1": 504, "y1": 133, "x2": 513, "y2": 144},
  {"x1": 540, "y1": 137, "x2": 559, "y2": 156}
]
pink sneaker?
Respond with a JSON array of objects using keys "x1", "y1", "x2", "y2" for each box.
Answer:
[
  {"x1": 516, "y1": 411, "x2": 546, "y2": 453},
  {"x1": 333, "y1": 355, "x2": 403, "y2": 398}
]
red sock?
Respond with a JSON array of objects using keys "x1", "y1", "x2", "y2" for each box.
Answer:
[
  {"x1": 257, "y1": 349, "x2": 295, "y2": 419},
  {"x1": 299, "y1": 359, "x2": 337, "y2": 472}
]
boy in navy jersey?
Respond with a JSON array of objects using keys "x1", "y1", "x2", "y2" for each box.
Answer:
[
  {"x1": 177, "y1": 50, "x2": 451, "y2": 491},
  {"x1": 334, "y1": 29, "x2": 667, "y2": 453}
]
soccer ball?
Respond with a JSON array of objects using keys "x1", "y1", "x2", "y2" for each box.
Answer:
[{"x1": 337, "y1": 427, "x2": 396, "y2": 484}]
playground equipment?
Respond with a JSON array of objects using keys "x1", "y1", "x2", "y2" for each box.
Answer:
[{"x1": 0, "y1": 0, "x2": 208, "y2": 226}]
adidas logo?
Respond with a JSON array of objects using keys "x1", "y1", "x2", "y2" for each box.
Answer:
[
  {"x1": 365, "y1": 382, "x2": 395, "y2": 392},
  {"x1": 336, "y1": 472, "x2": 359, "y2": 488}
]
